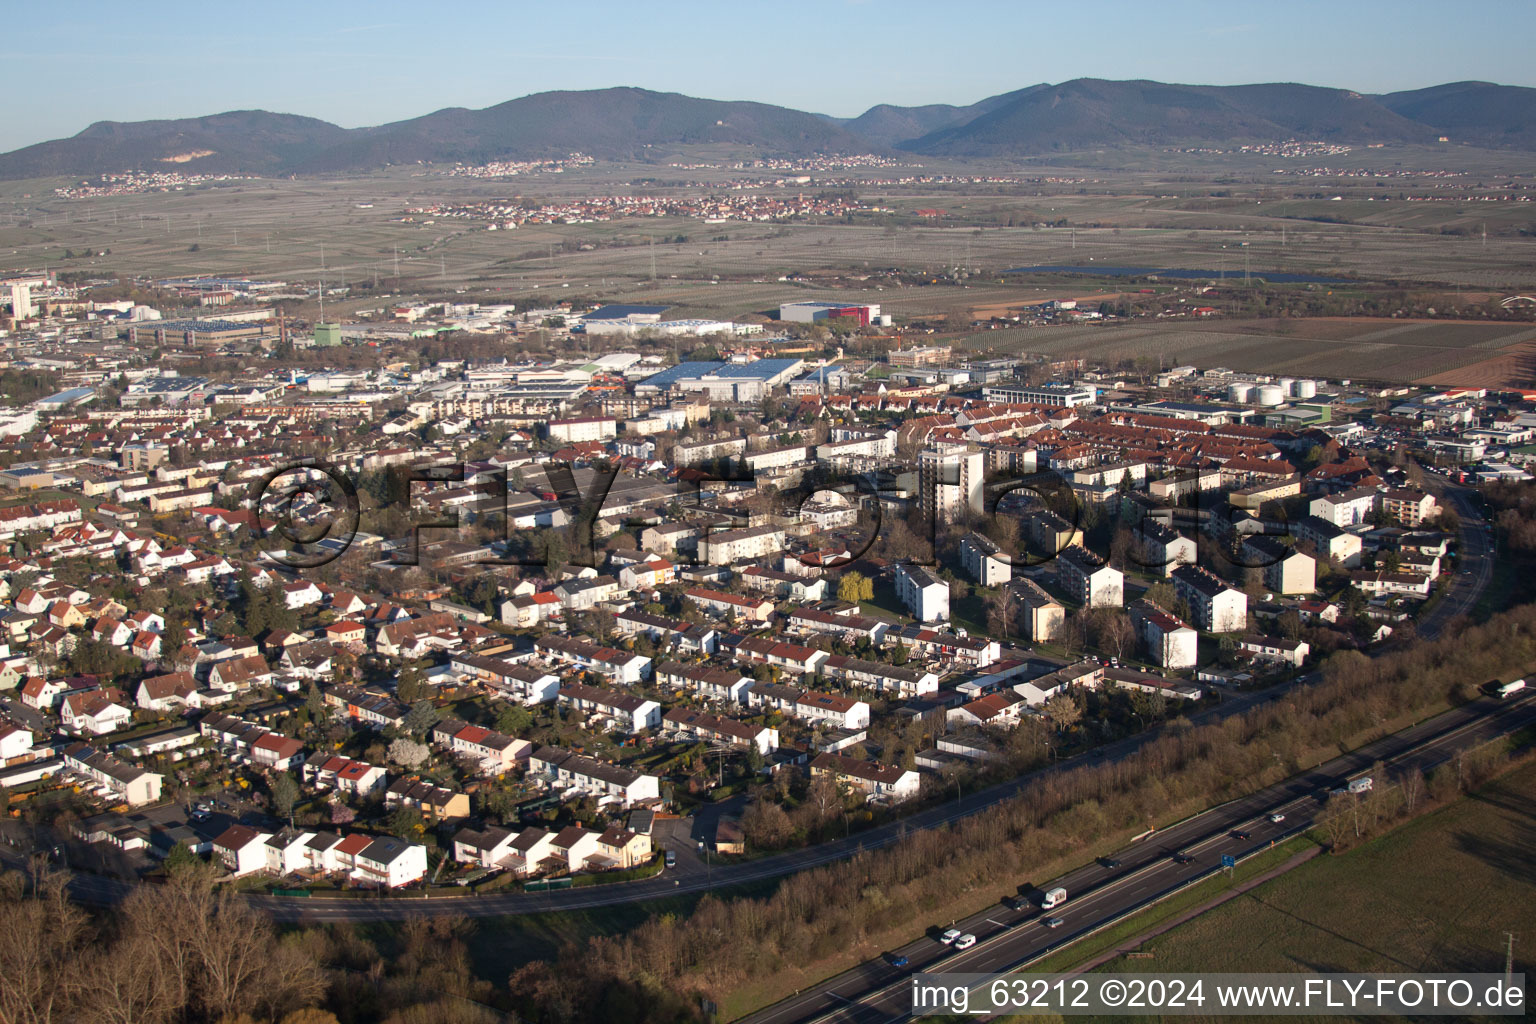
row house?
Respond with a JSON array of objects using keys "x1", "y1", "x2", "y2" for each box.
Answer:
[
  {"x1": 449, "y1": 652, "x2": 560, "y2": 704},
  {"x1": 302, "y1": 754, "x2": 388, "y2": 797},
  {"x1": 730, "y1": 636, "x2": 829, "y2": 676},
  {"x1": 615, "y1": 609, "x2": 718, "y2": 655},
  {"x1": 661, "y1": 707, "x2": 779, "y2": 756},
  {"x1": 452, "y1": 823, "x2": 651, "y2": 875},
  {"x1": 1350, "y1": 570, "x2": 1433, "y2": 599},
  {"x1": 738, "y1": 566, "x2": 826, "y2": 603},
  {"x1": 323, "y1": 684, "x2": 407, "y2": 729},
  {"x1": 818, "y1": 654, "x2": 939, "y2": 698},
  {"x1": 746, "y1": 682, "x2": 872, "y2": 730},
  {"x1": 653, "y1": 661, "x2": 752, "y2": 703},
  {"x1": 60, "y1": 742, "x2": 163, "y2": 806},
  {"x1": 683, "y1": 587, "x2": 775, "y2": 623},
  {"x1": 618, "y1": 557, "x2": 677, "y2": 591},
  {"x1": 213, "y1": 825, "x2": 427, "y2": 887},
  {"x1": 499, "y1": 590, "x2": 563, "y2": 628},
  {"x1": 785, "y1": 606, "x2": 889, "y2": 645},
  {"x1": 529, "y1": 745, "x2": 661, "y2": 808},
  {"x1": 891, "y1": 626, "x2": 1000, "y2": 669},
  {"x1": 431, "y1": 717, "x2": 532, "y2": 774},
  {"x1": 809, "y1": 752, "x2": 921, "y2": 804},
  {"x1": 947, "y1": 691, "x2": 1029, "y2": 729},
  {"x1": 384, "y1": 778, "x2": 471, "y2": 821},
  {"x1": 554, "y1": 574, "x2": 625, "y2": 612},
  {"x1": 534, "y1": 634, "x2": 651, "y2": 685},
  {"x1": 1237, "y1": 635, "x2": 1310, "y2": 668},
  {"x1": 557, "y1": 682, "x2": 662, "y2": 734}
]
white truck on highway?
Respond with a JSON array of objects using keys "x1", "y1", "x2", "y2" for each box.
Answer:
[
  {"x1": 1491, "y1": 679, "x2": 1526, "y2": 699},
  {"x1": 1040, "y1": 886, "x2": 1067, "y2": 909}
]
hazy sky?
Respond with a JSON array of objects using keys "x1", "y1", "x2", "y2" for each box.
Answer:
[{"x1": 3, "y1": 0, "x2": 1531, "y2": 152}]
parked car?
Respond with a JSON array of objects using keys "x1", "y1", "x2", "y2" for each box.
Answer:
[
  {"x1": 940, "y1": 928, "x2": 963, "y2": 945},
  {"x1": 953, "y1": 934, "x2": 977, "y2": 950},
  {"x1": 664, "y1": 850, "x2": 676, "y2": 868}
]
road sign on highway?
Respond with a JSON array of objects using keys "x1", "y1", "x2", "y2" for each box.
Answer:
[{"x1": 1221, "y1": 854, "x2": 1236, "y2": 869}]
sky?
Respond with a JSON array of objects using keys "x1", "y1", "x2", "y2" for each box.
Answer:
[{"x1": 2, "y1": 0, "x2": 1533, "y2": 152}]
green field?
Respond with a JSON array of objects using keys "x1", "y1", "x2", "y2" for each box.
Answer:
[{"x1": 1102, "y1": 760, "x2": 1536, "y2": 979}]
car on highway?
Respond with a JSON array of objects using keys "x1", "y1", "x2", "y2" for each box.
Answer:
[
  {"x1": 1043, "y1": 917, "x2": 1065, "y2": 929},
  {"x1": 1171, "y1": 852, "x2": 1193, "y2": 864},
  {"x1": 953, "y1": 934, "x2": 977, "y2": 950},
  {"x1": 939, "y1": 928, "x2": 963, "y2": 945},
  {"x1": 1269, "y1": 813, "x2": 1286, "y2": 823},
  {"x1": 1231, "y1": 829, "x2": 1252, "y2": 841},
  {"x1": 664, "y1": 850, "x2": 676, "y2": 868},
  {"x1": 1099, "y1": 857, "x2": 1123, "y2": 869},
  {"x1": 883, "y1": 952, "x2": 909, "y2": 969},
  {"x1": 1003, "y1": 895, "x2": 1029, "y2": 911}
]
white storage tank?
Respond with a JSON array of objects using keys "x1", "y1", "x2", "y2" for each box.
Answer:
[
  {"x1": 1292, "y1": 379, "x2": 1317, "y2": 399},
  {"x1": 1227, "y1": 382, "x2": 1254, "y2": 403},
  {"x1": 1256, "y1": 385, "x2": 1286, "y2": 407},
  {"x1": 1277, "y1": 377, "x2": 1296, "y2": 395}
]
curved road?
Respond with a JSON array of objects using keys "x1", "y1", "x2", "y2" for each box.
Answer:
[{"x1": 33, "y1": 478, "x2": 1501, "y2": 926}]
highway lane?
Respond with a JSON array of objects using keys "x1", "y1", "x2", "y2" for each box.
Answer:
[{"x1": 742, "y1": 690, "x2": 1536, "y2": 1024}]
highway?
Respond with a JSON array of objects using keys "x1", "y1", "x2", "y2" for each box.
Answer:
[{"x1": 741, "y1": 689, "x2": 1536, "y2": 1024}]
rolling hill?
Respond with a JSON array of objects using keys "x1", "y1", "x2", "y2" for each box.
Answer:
[
  {"x1": 900, "y1": 79, "x2": 1437, "y2": 156},
  {"x1": 3, "y1": 79, "x2": 1535, "y2": 180},
  {"x1": 1378, "y1": 81, "x2": 1536, "y2": 149}
]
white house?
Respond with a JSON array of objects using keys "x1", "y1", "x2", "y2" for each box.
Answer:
[{"x1": 894, "y1": 563, "x2": 950, "y2": 623}]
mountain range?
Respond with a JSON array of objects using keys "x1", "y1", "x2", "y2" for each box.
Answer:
[{"x1": 4, "y1": 79, "x2": 1534, "y2": 180}]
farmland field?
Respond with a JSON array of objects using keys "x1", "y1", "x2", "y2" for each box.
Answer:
[
  {"x1": 1100, "y1": 759, "x2": 1536, "y2": 979},
  {"x1": 958, "y1": 317, "x2": 1536, "y2": 384},
  {"x1": 4, "y1": 151, "x2": 1536, "y2": 332}
]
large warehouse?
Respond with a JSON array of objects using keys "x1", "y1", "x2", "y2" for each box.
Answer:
[{"x1": 778, "y1": 301, "x2": 883, "y2": 326}]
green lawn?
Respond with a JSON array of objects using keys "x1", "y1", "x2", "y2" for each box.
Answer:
[{"x1": 1102, "y1": 760, "x2": 1536, "y2": 977}]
